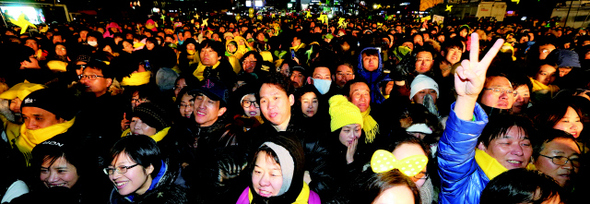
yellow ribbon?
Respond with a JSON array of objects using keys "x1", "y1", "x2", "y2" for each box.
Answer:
[{"x1": 370, "y1": 149, "x2": 428, "y2": 177}]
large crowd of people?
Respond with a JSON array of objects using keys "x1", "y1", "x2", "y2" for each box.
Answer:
[{"x1": 0, "y1": 12, "x2": 589, "y2": 204}]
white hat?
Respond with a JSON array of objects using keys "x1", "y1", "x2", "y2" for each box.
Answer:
[
  {"x1": 409, "y1": 74, "x2": 439, "y2": 100},
  {"x1": 406, "y1": 123, "x2": 433, "y2": 134}
]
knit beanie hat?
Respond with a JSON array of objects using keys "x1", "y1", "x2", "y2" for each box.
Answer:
[
  {"x1": 132, "y1": 103, "x2": 170, "y2": 131},
  {"x1": 21, "y1": 88, "x2": 76, "y2": 121},
  {"x1": 329, "y1": 95, "x2": 363, "y2": 132},
  {"x1": 409, "y1": 74, "x2": 439, "y2": 100},
  {"x1": 550, "y1": 49, "x2": 581, "y2": 68}
]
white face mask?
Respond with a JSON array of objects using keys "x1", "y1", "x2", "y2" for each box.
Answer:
[
  {"x1": 88, "y1": 41, "x2": 98, "y2": 47},
  {"x1": 312, "y1": 78, "x2": 332, "y2": 95}
]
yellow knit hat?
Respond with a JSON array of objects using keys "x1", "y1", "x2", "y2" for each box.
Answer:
[
  {"x1": 329, "y1": 95, "x2": 363, "y2": 132},
  {"x1": 0, "y1": 83, "x2": 46, "y2": 100}
]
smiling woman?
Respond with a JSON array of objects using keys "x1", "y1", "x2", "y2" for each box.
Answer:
[
  {"x1": 106, "y1": 135, "x2": 188, "y2": 204},
  {"x1": 7, "y1": 134, "x2": 95, "y2": 204},
  {"x1": 237, "y1": 133, "x2": 321, "y2": 204}
]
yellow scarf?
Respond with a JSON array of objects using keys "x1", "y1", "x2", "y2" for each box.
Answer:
[
  {"x1": 529, "y1": 77, "x2": 559, "y2": 95},
  {"x1": 121, "y1": 71, "x2": 151, "y2": 86},
  {"x1": 193, "y1": 61, "x2": 221, "y2": 81},
  {"x1": 16, "y1": 118, "x2": 75, "y2": 166},
  {"x1": 0, "y1": 116, "x2": 21, "y2": 148},
  {"x1": 121, "y1": 127, "x2": 170, "y2": 143},
  {"x1": 361, "y1": 106, "x2": 379, "y2": 144},
  {"x1": 149, "y1": 127, "x2": 170, "y2": 142},
  {"x1": 248, "y1": 182, "x2": 311, "y2": 204},
  {"x1": 474, "y1": 149, "x2": 507, "y2": 180},
  {"x1": 290, "y1": 43, "x2": 306, "y2": 52}
]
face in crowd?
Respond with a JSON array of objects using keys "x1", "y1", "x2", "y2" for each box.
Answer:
[
  {"x1": 130, "y1": 117, "x2": 157, "y2": 136},
  {"x1": 80, "y1": 67, "x2": 112, "y2": 97},
  {"x1": 22, "y1": 107, "x2": 65, "y2": 130},
  {"x1": 534, "y1": 137, "x2": 580, "y2": 187},
  {"x1": 339, "y1": 124, "x2": 361, "y2": 148},
  {"x1": 478, "y1": 126, "x2": 532, "y2": 170},
  {"x1": 362, "y1": 53, "x2": 379, "y2": 72},
  {"x1": 535, "y1": 64, "x2": 557, "y2": 86},
  {"x1": 480, "y1": 76, "x2": 516, "y2": 110},
  {"x1": 333, "y1": 64, "x2": 355, "y2": 88},
  {"x1": 511, "y1": 85, "x2": 530, "y2": 114},
  {"x1": 259, "y1": 83, "x2": 294, "y2": 131},
  {"x1": 348, "y1": 82, "x2": 371, "y2": 113},
  {"x1": 193, "y1": 93, "x2": 226, "y2": 127},
  {"x1": 242, "y1": 94, "x2": 260, "y2": 117},
  {"x1": 40, "y1": 156, "x2": 79, "y2": 189},
  {"x1": 200, "y1": 46, "x2": 221, "y2": 67},
  {"x1": 179, "y1": 92, "x2": 195, "y2": 119},
  {"x1": 553, "y1": 106, "x2": 584, "y2": 138},
  {"x1": 252, "y1": 150, "x2": 283, "y2": 197},
  {"x1": 108, "y1": 152, "x2": 154, "y2": 196},
  {"x1": 300, "y1": 91, "x2": 318, "y2": 118},
  {"x1": 415, "y1": 51, "x2": 434, "y2": 74}
]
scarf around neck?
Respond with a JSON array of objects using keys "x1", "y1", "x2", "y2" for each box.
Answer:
[
  {"x1": 247, "y1": 182, "x2": 312, "y2": 204},
  {"x1": 474, "y1": 149, "x2": 507, "y2": 180},
  {"x1": 361, "y1": 106, "x2": 379, "y2": 144},
  {"x1": 193, "y1": 61, "x2": 221, "y2": 81},
  {"x1": 17, "y1": 117, "x2": 75, "y2": 166}
]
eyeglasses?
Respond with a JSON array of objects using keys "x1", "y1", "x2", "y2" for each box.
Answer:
[
  {"x1": 336, "y1": 72, "x2": 354, "y2": 77},
  {"x1": 539, "y1": 155, "x2": 580, "y2": 167},
  {"x1": 242, "y1": 100, "x2": 259, "y2": 108},
  {"x1": 483, "y1": 88, "x2": 517, "y2": 96},
  {"x1": 78, "y1": 74, "x2": 104, "y2": 80},
  {"x1": 413, "y1": 171, "x2": 429, "y2": 180},
  {"x1": 179, "y1": 103, "x2": 194, "y2": 109},
  {"x1": 76, "y1": 65, "x2": 87, "y2": 70},
  {"x1": 103, "y1": 163, "x2": 140, "y2": 175},
  {"x1": 243, "y1": 60, "x2": 257, "y2": 64},
  {"x1": 131, "y1": 98, "x2": 148, "y2": 103}
]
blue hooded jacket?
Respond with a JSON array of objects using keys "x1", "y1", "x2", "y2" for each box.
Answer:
[{"x1": 356, "y1": 47, "x2": 387, "y2": 104}]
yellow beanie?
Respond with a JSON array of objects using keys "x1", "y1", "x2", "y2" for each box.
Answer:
[
  {"x1": 0, "y1": 83, "x2": 46, "y2": 100},
  {"x1": 329, "y1": 95, "x2": 363, "y2": 132}
]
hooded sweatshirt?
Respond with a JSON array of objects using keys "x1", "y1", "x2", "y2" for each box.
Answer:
[{"x1": 356, "y1": 47, "x2": 387, "y2": 104}]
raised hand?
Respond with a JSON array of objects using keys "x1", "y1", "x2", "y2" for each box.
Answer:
[
  {"x1": 454, "y1": 33, "x2": 504, "y2": 99},
  {"x1": 453, "y1": 33, "x2": 504, "y2": 120},
  {"x1": 346, "y1": 138, "x2": 358, "y2": 164}
]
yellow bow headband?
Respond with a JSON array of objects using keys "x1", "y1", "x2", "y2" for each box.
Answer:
[{"x1": 370, "y1": 149, "x2": 428, "y2": 177}]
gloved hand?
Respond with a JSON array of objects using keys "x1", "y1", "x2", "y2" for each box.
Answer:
[{"x1": 216, "y1": 155, "x2": 247, "y2": 186}]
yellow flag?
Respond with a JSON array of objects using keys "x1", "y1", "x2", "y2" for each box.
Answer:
[{"x1": 10, "y1": 14, "x2": 37, "y2": 34}]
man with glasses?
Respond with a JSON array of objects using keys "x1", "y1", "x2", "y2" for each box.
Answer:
[
  {"x1": 478, "y1": 73, "x2": 517, "y2": 116},
  {"x1": 533, "y1": 129, "x2": 581, "y2": 188},
  {"x1": 76, "y1": 60, "x2": 125, "y2": 150},
  {"x1": 332, "y1": 62, "x2": 355, "y2": 89}
]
